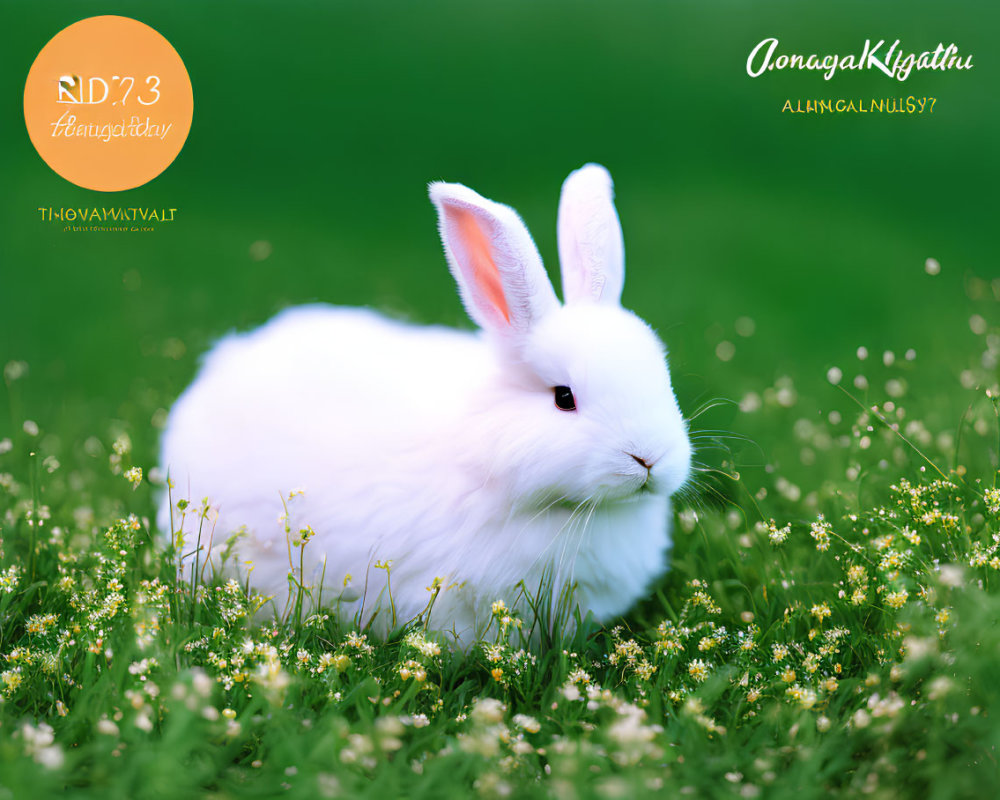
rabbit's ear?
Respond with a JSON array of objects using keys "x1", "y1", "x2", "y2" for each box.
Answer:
[
  {"x1": 430, "y1": 181, "x2": 558, "y2": 337},
  {"x1": 557, "y1": 164, "x2": 625, "y2": 306}
]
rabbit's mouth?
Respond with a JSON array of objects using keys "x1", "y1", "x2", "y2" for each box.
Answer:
[{"x1": 602, "y1": 471, "x2": 656, "y2": 501}]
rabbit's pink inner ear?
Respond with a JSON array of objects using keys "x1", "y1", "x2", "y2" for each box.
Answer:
[{"x1": 451, "y1": 207, "x2": 511, "y2": 324}]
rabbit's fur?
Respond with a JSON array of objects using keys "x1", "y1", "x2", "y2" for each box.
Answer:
[{"x1": 159, "y1": 165, "x2": 692, "y2": 644}]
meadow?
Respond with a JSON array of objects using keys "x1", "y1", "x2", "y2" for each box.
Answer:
[
  {"x1": 2, "y1": 272, "x2": 1000, "y2": 798},
  {"x1": 2, "y1": 1, "x2": 999, "y2": 797}
]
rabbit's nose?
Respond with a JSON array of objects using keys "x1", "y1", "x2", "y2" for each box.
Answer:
[{"x1": 629, "y1": 453, "x2": 653, "y2": 471}]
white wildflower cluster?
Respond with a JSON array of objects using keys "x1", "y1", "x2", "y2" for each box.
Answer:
[
  {"x1": 476, "y1": 600, "x2": 536, "y2": 686},
  {"x1": 254, "y1": 651, "x2": 291, "y2": 699},
  {"x1": 2, "y1": 667, "x2": 23, "y2": 696},
  {"x1": 688, "y1": 658, "x2": 710, "y2": 682},
  {"x1": 810, "y1": 516, "x2": 833, "y2": 551},
  {"x1": 459, "y1": 698, "x2": 508, "y2": 758},
  {"x1": 109, "y1": 433, "x2": 132, "y2": 475},
  {"x1": 214, "y1": 579, "x2": 250, "y2": 624},
  {"x1": 24, "y1": 505, "x2": 52, "y2": 528},
  {"x1": 404, "y1": 631, "x2": 442, "y2": 659},
  {"x1": 512, "y1": 713, "x2": 540, "y2": 734},
  {"x1": 128, "y1": 657, "x2": 159, "y2": 679},
  {"x1": 761, "y1": 519, "x2": 790, "y2": 546},
  {"x1": 609, "y1": 627, "x2": 657, "y2": 680},
  {"x1": 985, "y1": 487, "x2": 1000, "y2": 516},
  {"x1": 1, "y1": 564, "x2": 22, "y2": 594},
  {"x1": 344, "y1": 631, "x2": 374, "y2": 654},
  {"x1": 312, "y1": 652, "x2": 350, "y2": 676},
  {"x1": 605, "y1": 697, "x2": 664, "y2": 766},
  {"x1": 124, "y1": 466, "x2": 143, "y2": 489},
  {"x1": 18, "y1": 721, "x2": 64, "y2": 770}
]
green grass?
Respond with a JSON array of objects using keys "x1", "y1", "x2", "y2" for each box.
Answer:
[
  {"x1": 2, "y1": 3, "x2": 998, "y2": 796},
  {"x1": 2, "y1": 288, "x2": 1000, "y2": 799}
]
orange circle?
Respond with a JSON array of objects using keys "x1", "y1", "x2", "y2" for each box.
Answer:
[{"x1": 24, "y1": 16, "x2": 193, "y2": 192}]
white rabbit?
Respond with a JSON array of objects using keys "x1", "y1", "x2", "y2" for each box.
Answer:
[{"x1": 158, "y1": 164, "x2": 692, "y2": 644}]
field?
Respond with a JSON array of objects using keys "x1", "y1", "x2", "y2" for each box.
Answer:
[
  {"x1": 3, "y1": 294, "x2": 1000, "y2": 798},
  {"x1": 2, "y1": 1, "x2": 999, "y2": 797}
]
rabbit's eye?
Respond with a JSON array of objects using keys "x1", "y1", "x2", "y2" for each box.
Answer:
[{"x1": 554, "y1": 386, "x2": 576, "y2": 411}]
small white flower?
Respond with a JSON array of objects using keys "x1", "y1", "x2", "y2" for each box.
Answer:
[
  {"x1": 513, "y1": 714, "x2": 540, "y2": 734},
  {"x1": 471, "y1": 698, "x2": 505, "y2": 725}
]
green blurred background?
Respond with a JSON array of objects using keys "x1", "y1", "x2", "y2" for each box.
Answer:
[{"x1": 1, "y1": 0, "x2": 997, "y2": 493}]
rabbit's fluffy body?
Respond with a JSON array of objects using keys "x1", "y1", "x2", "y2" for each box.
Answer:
[{"x1": 159, "y1": 165, "x2": 691, "y2": 643}]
